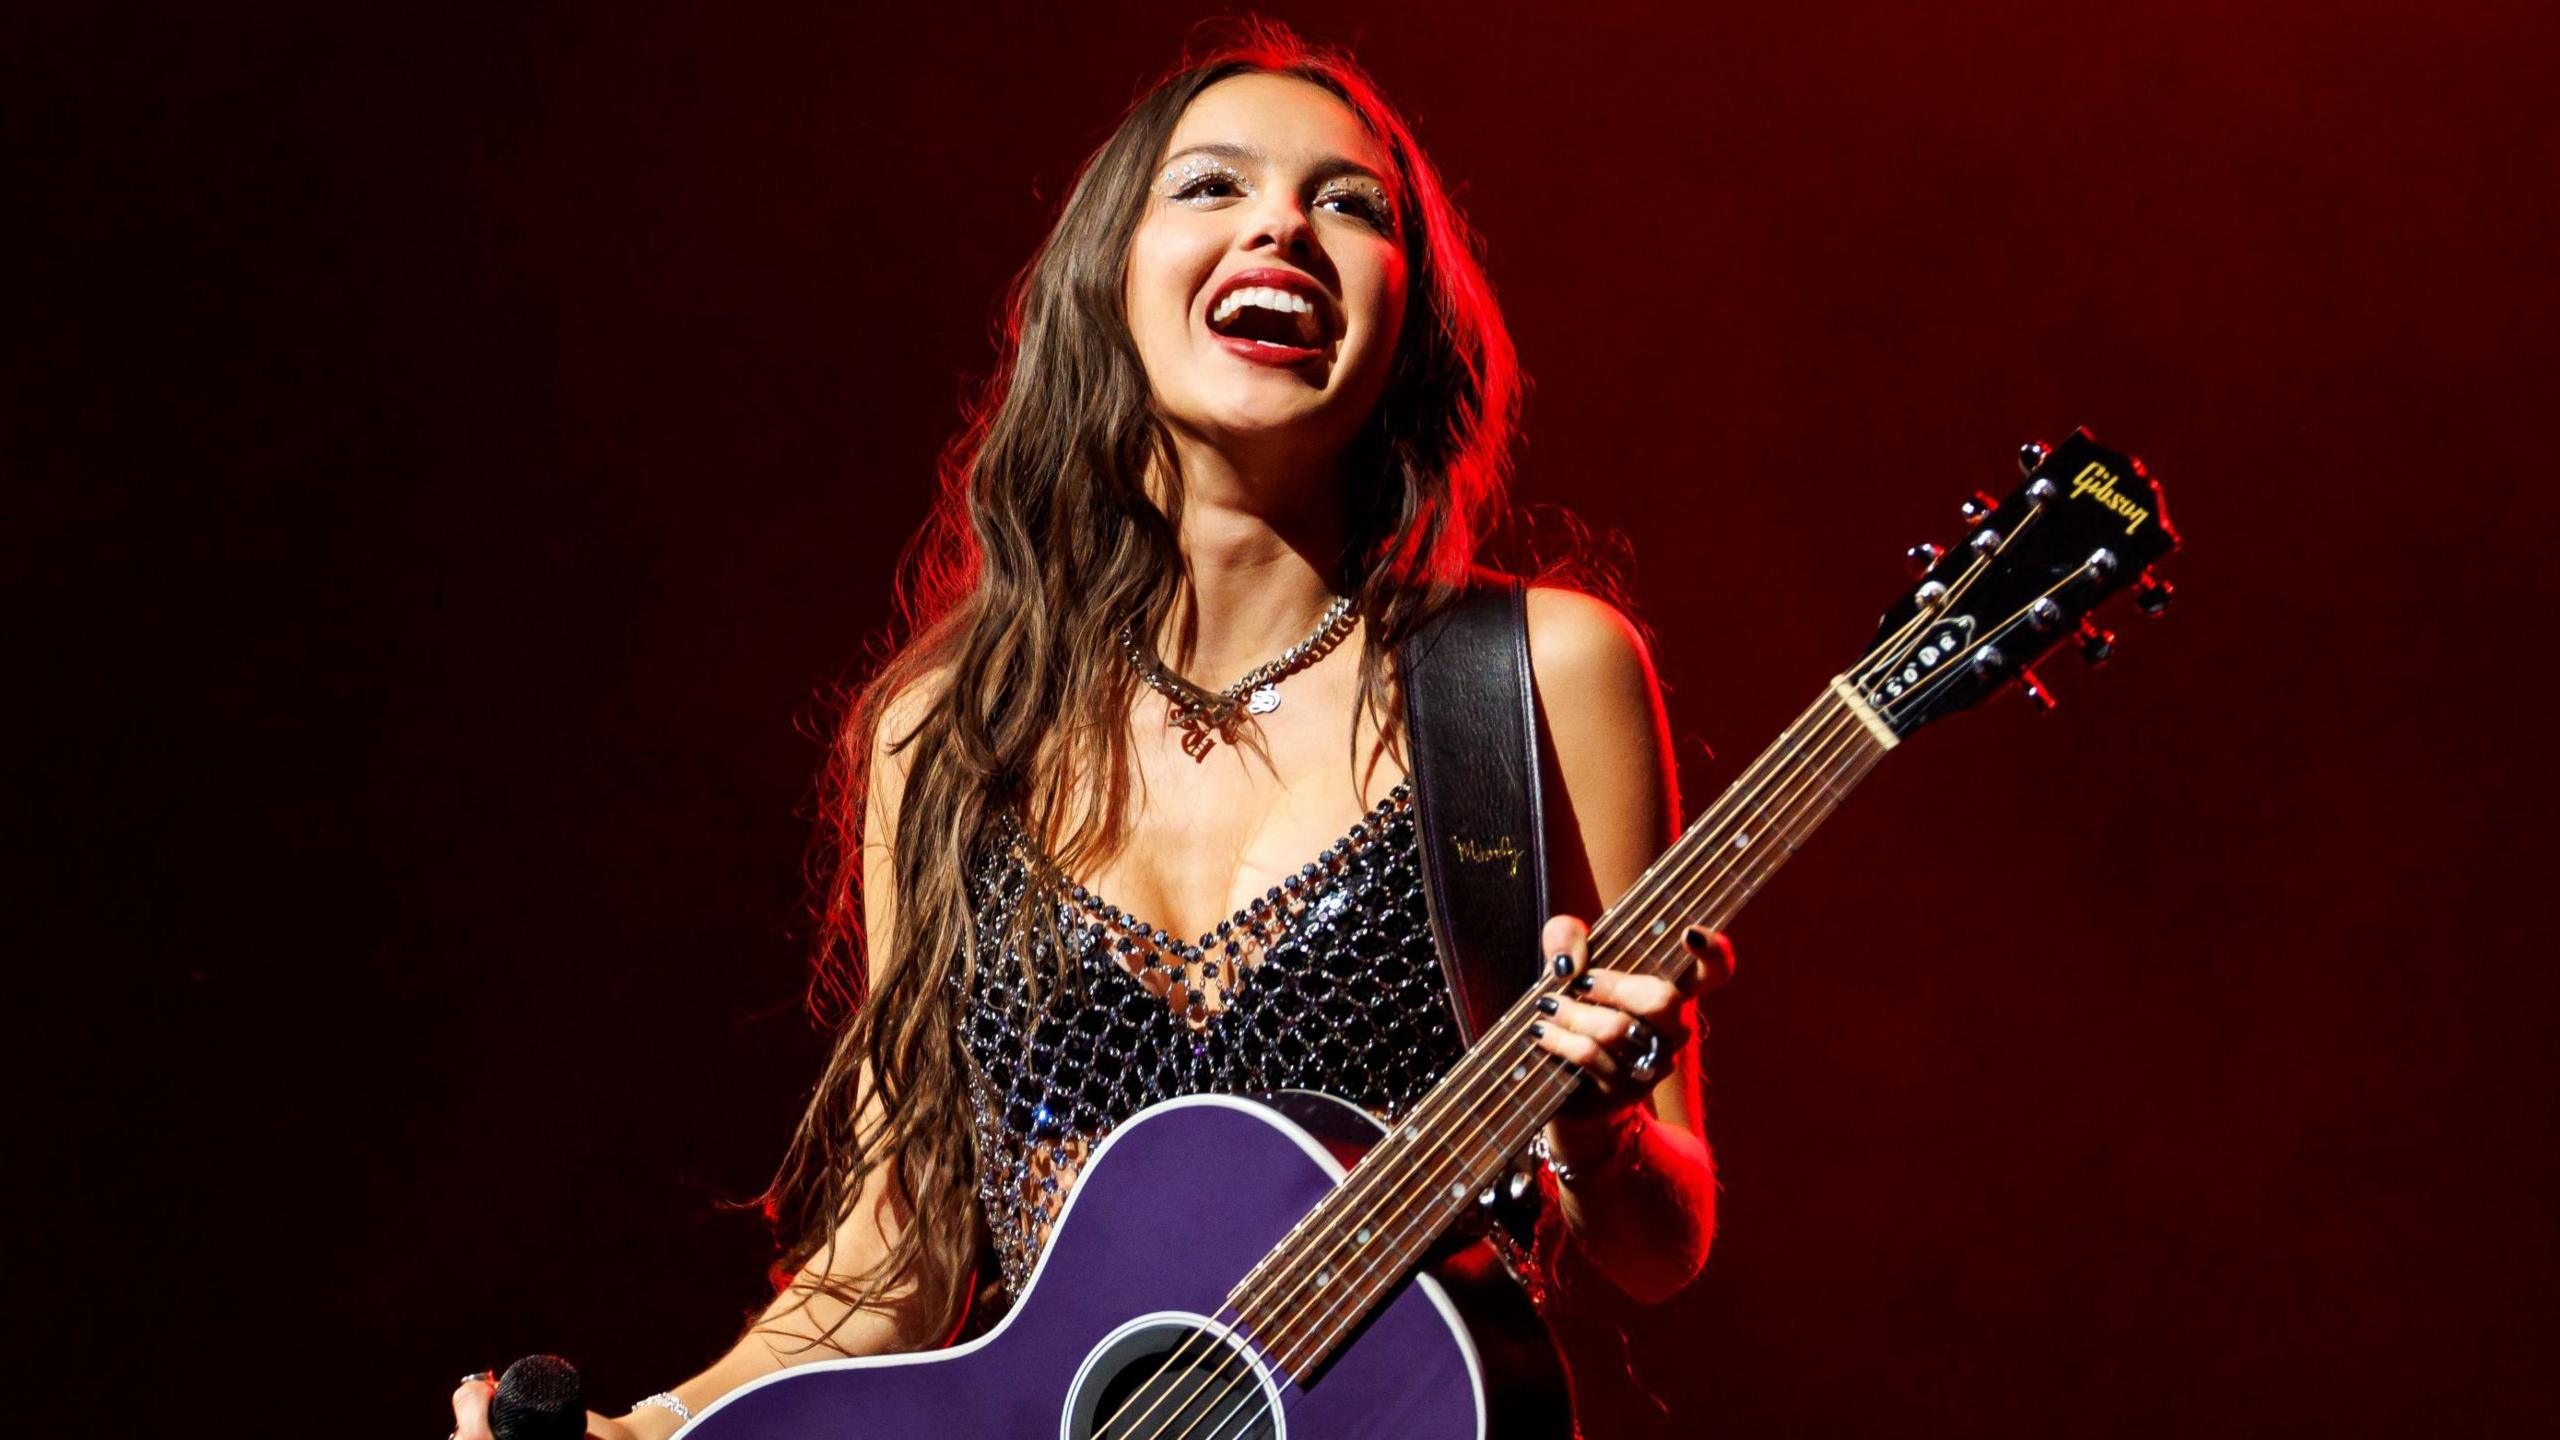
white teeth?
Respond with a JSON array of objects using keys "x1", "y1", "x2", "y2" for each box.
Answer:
[{"x1": 1210, "y1": 285, "x2": 1317, "y2": 326}]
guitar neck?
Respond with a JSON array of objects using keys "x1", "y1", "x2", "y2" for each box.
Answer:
[{"x1": 1225, "y1": 679, "x2": 1900, "y2": 1376}]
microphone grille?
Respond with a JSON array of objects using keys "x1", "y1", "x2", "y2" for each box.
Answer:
[{"x1": 488, "y1": 1354, "x2": 585, "y2": 1440}]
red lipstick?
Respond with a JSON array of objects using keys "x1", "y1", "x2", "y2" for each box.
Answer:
[{"x1": 1202, "y1": 266, "x2": 1335, "y2": 368}]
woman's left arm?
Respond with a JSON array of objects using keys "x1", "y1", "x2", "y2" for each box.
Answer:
[{"x1": 1522, "y1": 585, "x2": 1732, "y2": 1304}]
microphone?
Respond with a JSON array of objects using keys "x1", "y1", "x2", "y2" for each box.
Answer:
[{"x1": 489, "y1": 1354, "x2": 586, "y2": 1440}]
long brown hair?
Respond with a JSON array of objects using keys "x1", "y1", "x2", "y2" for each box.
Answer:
[{"x1": 760, "y1": 20, "x2": 1524, "y2": 1344}]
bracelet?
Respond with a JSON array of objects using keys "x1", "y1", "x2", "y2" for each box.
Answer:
[
  {"x1": 633, "y1": 1391, "x2": 694, "y2": 1423},
  {"x1": 1536, "y1": 1108, "x2": 1647, "y2": 1186}
]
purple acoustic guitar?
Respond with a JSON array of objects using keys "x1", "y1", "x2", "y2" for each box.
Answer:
[{"x1": 679, "y1": 431, "x2": 2180, "y2": 1439}]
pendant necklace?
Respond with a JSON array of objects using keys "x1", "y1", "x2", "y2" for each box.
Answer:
[{"x1": 1121, "y1": 595, "x2": 1359, "y2": 761}]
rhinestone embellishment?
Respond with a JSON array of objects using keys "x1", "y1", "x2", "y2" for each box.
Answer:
[{"x1": 958, "y1": 784, "x2": 1457, "y2": 1298}]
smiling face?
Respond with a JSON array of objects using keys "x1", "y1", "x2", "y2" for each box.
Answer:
[{"x1": 1124, "y1": 73, "x2": 1411, "y2": 477}]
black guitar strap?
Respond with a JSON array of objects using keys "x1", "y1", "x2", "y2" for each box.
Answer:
[{"x1": 1400, "y1": 576, "x2": 1551, "y2": 1043}]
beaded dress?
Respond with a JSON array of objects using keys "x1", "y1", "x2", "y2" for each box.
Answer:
[{"x1": 957, "y1": 781, "x2": 1466, "y2": 1298}]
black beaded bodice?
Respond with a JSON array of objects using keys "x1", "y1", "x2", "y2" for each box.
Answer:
[{"x1": 957, "y1": 783, "x2": 1464, "y2": 1297}]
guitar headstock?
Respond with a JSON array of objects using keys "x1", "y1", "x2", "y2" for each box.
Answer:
[{"x1": 1855, "y1": 427, "x2": 2180, "y2": 738}]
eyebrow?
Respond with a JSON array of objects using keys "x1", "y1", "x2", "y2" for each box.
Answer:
[{"x1": 1159, "y1": 141, "x2": 1393, "y2": 190}]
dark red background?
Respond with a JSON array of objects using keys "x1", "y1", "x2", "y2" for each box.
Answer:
[{"x1": 15, "y1": 2, "x2": 2555, "y2": 1434}]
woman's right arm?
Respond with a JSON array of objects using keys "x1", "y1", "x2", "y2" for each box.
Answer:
[
  {"x1": 585, "y1": 1102, "x2": 942, "y2": 1437},
  {"x1": 454, "y1": 690, "x2": 943, "y2": 1439}
]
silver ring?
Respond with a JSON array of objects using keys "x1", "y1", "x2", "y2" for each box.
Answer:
[{"x1": 1626, "y1": 1025, "x2": 1665, "y2": 1086}]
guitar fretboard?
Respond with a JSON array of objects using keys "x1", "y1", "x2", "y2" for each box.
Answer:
[{"x1": 1225, "y1": 679, "x2": 1898, "y2": 1377}]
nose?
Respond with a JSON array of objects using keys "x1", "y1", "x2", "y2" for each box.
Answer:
[{"x1": 1237, "y1": 188, "x2": 1315, "y2": 259}]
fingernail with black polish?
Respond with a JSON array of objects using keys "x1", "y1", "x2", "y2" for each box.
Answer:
[
  {"x1": 1535, "y1": 996, "x2": 1560, "y2": 1015},
  {"x1": 1570, "y1": 973, "x2": 1596, "y2": 994},
  {"x1": 1552, "y1": 952, "x2": 1575, "y2": 977},
  {"x1": 1529, "y1": 1021, "x2": 1547, "y2": 1039}
]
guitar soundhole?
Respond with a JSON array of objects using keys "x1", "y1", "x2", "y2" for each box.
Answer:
[{"x1": 1063, "y1": 1317, "x2": 1280, "y2": 1440}]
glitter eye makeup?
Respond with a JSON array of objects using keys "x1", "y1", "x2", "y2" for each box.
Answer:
[
  {"x1": 1156, "y1": 152, "x2": 1396, "y2": 234},
  {"x1": 1158, "y1": 155, "x2": 1251, "y2": 202},
  {"x1": 1318, "y1": 178, "x2": 1397, "y2": 234}
]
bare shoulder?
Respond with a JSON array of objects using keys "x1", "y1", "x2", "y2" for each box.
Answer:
[
  {"x1": 857, "y1": 663, "x2": 952, "y2": 979},
  {"x1": 1524, "y1": 585, "x2": 1662, "y2": 717},
  {"x1": 869, "y1": 667, "x2": 945, "y2": 755},
  {"x1": 1524, "y1": 585, "x2": 1678, "y2": 907},
  {"x1": 858, "y1": 664, "x2": 954, "y2": 869}
]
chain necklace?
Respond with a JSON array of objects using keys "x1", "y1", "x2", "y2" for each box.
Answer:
[{"x1": 1121, "y1": 595, "x2": 1358, "y2": 760}]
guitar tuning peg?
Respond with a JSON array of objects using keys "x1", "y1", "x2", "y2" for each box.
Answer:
[
  {"x1": 2017, "y1": 440, "x2": 2052, "y2": 474},
  {"x1": 1959, "y1": 490, "x2": 2001, "y2": 524},
  {"x1": 2134, "y1": 572, "x2": 2176, "y2": 617},
  {"x1": 2018, "y1": 668, "x2": 2057, "y2": 713},
  {"x1": 1905, "y1": 542, "x2": 1945, "y2": 577},
  {"x1": 2077, "y1": 620, "x2": 2116, "y2": 666}
]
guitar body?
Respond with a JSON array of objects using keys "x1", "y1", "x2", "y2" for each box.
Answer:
[{"x1": 679, "y1": 1093, "x2": 1572, "y2": 1439}]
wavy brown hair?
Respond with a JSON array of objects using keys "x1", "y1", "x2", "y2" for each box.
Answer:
[{"x1": 758, "y1": 20, "x2": 1524, "y2": 1345}]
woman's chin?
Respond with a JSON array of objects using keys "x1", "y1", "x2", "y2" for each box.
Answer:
[
  {"x1": 1187, "y1": 403, "x2": 1346, "y2": 453},
  {"x1": 1195, "y1": 374, "x2": 1378, "y2": 435}
]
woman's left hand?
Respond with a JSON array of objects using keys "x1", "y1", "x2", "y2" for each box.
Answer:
[{"x1": 1529, "y1": 913, "x2": 1736, "y2": 1113}]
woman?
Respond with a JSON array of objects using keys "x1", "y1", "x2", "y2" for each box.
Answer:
[{"x1": 455, "y1": 24, "x2": 1727, "y2": 1438}]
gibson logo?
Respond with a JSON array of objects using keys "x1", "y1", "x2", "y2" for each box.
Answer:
[
  {"x1": 1452, "y1": 835, "x2": 1524, "y2": 877},
  {"x1": 2069, "y1": 461, "x2": 2152, "y2": 536}
]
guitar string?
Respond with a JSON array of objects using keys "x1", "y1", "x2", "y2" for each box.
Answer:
[
  {"x1": 1591, "y1": 543, "x2": 2084, "y2": 985},
  {"x1": 1088, "y1": 500, "x2": 2087, "y2": 1436},
  {"x1": 1114, "y1": 605, "x2": 1956, "y2": 1435},
  {"x1": 1879, "y1": 556, "x2": 2107, "y2": 731},
  {"x1": 1128, "y1": 1306, "x2": 1268, "y2": 1440},
  {"x1": 1851, "y1": 495, "x2": 2043, "y2": 707},
  {"x1": 1164, "y1": 1348, "x2": 1283, "y2": 1440},
  {"x1": 1542, "y1": 510, "x2": 2029, "y2": 972},
  {"x1": 1253, "y1": 714, "x2": 1883, "y2": 1381},
  {"x1": 1117, "y1": 708, "x2": 1887, "y2": 1438},
  {"x1": 1144, "y1": 513, "x2": 2085, "y2": 1423},
  {"x1": 1099, "y1": 567, "x2": 2000, "y2": 1436},
  {"x1": 1118, "y1": 722, "x2": 1876, "y2": 1440},
  {"x1": 1228, "y1": 555, "x2": 2053, "y2": 1384},
  {"x1": 1145, "y1": 558, "x2": 1957, "y2": 1374},
  {"x1": 1221, "y1": 699, "x2": 1861, "y2": 1353},
  {"x1": 1100, "y1": 702, "x2": 1884, "y2": 1434},
  {"x1": 1192, "y1": 507, "x2": 2086, "y2": 1417},
  {"x1": 1831, "y1": 498, "x2": 2042, "y2": 733},
  {"x1": 1625, "y1": 547, "x2": 2101, "y2": 964},
  {"x1": 1144, "y1": 656, "x2": 1914, "y2": 1419},
  {"x1": 1090, "y1": 1289, "x2": 1271, "y2": 1440},
  {"x1": 1128, "y1": 718, "x2": 1886, "y2": 1440}
]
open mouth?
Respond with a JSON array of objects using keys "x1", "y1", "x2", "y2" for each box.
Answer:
[{"x1": 1203, "y1": 271, "x2": 1334, "y2": 362}]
